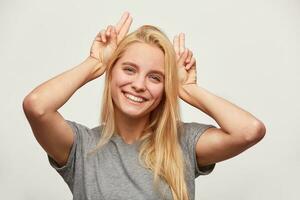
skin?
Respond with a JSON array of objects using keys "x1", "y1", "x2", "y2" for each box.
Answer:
[
  {"x1": 174, "y1": 33, "x2": 266, "y2": 167},
  {"x1": 110, "y1": 42, "x2": 165, "y2": 144},
  {"x1": 22, "y1": 12, "x2": 133, "y2": 167},
  {"x1": 23, "y1": 11, "x2": 266, "y2": 169}
]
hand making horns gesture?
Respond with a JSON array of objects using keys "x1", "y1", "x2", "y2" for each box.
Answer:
[
  {"x1": 89, "y1": 12, "x2": 133, "y2": 77},
  {"x1": 173, "y1": 33, "x2": 197, "y2": 88}
]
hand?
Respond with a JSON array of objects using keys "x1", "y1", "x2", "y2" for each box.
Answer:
[
  {"x1": 89, "y1": 12, "x2": 133, "y2": 77},
  {"x1": 173, "y1": 33, "x2": 197, "y2": 89}
]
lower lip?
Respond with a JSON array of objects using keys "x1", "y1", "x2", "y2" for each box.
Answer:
[{"x1": 122, "y1": 92, "x2": 146, "y2": 105}]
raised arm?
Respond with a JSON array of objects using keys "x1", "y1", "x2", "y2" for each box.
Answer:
[
  {"x1": 173, "y1": 33, "x2": 266, "y2": 167},
  {"x1": 22, "y1": 57, "x2": 102, "y2": 167},
  {"x1": 22, "y1": 12, "x2": 132, "y2": 167}
]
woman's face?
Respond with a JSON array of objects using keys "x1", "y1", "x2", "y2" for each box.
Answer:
[{"x1": 110, "y1": 42, "x2": 165, "y2": 119}]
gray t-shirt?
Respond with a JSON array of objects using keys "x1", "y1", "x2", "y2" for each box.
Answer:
[{"x1": 47, "y1": 120, "x2": 216, "y2": 200}]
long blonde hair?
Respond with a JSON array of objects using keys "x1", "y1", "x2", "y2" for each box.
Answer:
[{"x1": 89, "y1": 25, "x2": 189, "y2": 200}]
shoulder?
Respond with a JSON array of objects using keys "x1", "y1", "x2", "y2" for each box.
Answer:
[
  {"x1": 65, "y1": 120, "x2": 103, "y2": 145},
  {"x1": 178, "y1": 121, "x2": 217, "y2": 177},
  {"x1": 178, "y1": 121, "x2": 216, "y2": 142},
  {"x1": 178, "y1": 120, "x2": 216, "y2": 153}
]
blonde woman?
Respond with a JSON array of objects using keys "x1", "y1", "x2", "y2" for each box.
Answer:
[{"x1": 23, "y1": 12, "x2": 266, "y2": 200}]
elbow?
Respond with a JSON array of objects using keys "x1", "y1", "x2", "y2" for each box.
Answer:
[
  {"x1": 244, "y1": 120, "x2": 266, "y2": 144},
  {"x1": 22, "y1": 94, "x2": 46, "y2": 117}
]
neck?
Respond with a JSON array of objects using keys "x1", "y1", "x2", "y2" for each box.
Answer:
[{"x1": 114, "y1": 110, "x2": 150, "y2": 144}]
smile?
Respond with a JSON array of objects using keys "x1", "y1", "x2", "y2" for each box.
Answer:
[{"x1": 123, "y1": 92, "x2": 147, "y2": 103}]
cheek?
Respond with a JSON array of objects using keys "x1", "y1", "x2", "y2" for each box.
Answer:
[
  {"x1": 111, "y1": 71, "x2": 130, "y2": 87},
  {"x1": 117, "y1": 76, "x2": 131, "y2": 86},
  {"x1": 148, "y1": 84, "x2": 164, "y2": 99}
]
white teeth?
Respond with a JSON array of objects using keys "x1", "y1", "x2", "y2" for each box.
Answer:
[{"x1": 124, "y1": 93, "x2": 145, "y2": 103}]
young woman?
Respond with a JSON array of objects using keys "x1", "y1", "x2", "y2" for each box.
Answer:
[{"x1": 23, "y1": 12, "x2": 266, "y2": 200}]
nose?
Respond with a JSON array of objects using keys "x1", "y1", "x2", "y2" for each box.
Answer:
[{"x1": 131, "y1": 75, "x2": 146, "y2": 92}]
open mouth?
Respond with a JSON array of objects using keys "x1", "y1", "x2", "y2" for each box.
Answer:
[{"x1": 122, "y1": 92, "x2": 148, "y2": 104}]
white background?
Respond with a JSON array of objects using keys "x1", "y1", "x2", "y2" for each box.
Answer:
[{"x1": 1, "y1": 0, "x2": 299, "y2": 199}]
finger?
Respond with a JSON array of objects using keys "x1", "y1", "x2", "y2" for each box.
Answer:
[
  {"x1": 117, "y1": 15, "x2": 133, "y2": 43},
  {"x1": 178, "y1": 49, "x2": 189, "y2": 67},
  {"x1": 95, "y1": 31, "x2": 102, "y2": 42},
  {"x1": 106, "y1": 25, "x2": 112, "y2": 37},
  {"x1": 179, "y1": 33, "x2": 185, "y2": 54},
  {"x1": 115, "y1": 12, "x2": 130, "y2": 33},
  {"x1": 186, "y1": 57, "x2": 196, "y2": 70},
  {"x1": 96, "y1": 29, "x2": 105, "y2": 42},
  {"x1": 101, "y1": 30, "x2": 106, "y2": 43},
  {"x1": 110, "y1": 26, "x2": 117, "y2": 44},
  {"x1": 185, "y1": 49, "x2": 193, "y2": 63},
  {"x1": 173, "y1": 35, "x2": 180, "y2": 58},
  {"x1": 95, "y1": 37, "x2": 101, "y2": 42}
]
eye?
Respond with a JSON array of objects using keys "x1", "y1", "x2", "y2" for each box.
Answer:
[
  {"x1": 149, "y1": 75, "x2": 161, "y2": 82},
  {"x1": 124, "y1": 67, "x2": 135, "y2": 73}
]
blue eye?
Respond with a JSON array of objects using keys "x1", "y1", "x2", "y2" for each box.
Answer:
[
  {"x1": 124, "y1": 67, "x2": 135, "y2": 73},
  {"x1": 123, "y1": 67, "x2": 161, "y2": 82},
  {"x1": 150, "y1": 75, "x2": 161, "y2": 82}
]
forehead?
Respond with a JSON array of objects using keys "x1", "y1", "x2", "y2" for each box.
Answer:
[{"x1": 118, "y1": 42, "x2": 165, "y2": 72}]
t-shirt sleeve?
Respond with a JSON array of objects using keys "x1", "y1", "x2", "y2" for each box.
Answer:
[
  {"x1": 181, "y1": 121, "x2": 217, "y2": 178},
  {"x1": 47, "y1": 119, "x2": 90, "y2": 192}
]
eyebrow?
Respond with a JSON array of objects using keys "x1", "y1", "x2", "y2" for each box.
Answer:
[{"x1": 122, "y1": 61, "x2": 165, "y2": 77}]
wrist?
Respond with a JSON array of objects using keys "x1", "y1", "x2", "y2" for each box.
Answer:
[
  {"x1": 179, "y1": 84, "x2": 198, "y2": 95},
  {"x1": 178, "y1": 84, "x2": 200, "y2": 107},
  {"x1": 83, "y1": 57, "x2": 105, "y2": 82},
  {"x1": 86, "y1": 56, "x2": 101, "y2": 64}
]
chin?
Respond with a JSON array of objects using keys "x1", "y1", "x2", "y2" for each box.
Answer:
[{"x1": 120, "y1": 106, "x2": 151, "y2": 119}]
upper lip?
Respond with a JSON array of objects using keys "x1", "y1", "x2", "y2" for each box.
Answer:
[{"x1": 123, "y1": 91, "x2": 148, "y2": 101}]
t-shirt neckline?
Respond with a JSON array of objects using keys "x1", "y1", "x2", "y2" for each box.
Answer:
[{"x1": 112, "y1": 133, "x2": 141, "y2": 146}]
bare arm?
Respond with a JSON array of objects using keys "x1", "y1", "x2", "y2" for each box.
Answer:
[
  {"x1": 23, "y1": 12, "x2": 133, "y2": 167},
  {"x1": 23, "y1": 57, "x2": 104, "y2": 167},
  {"x1": 179, "y1": 84, "x2": 266, "y2": 166},
  {"x1": 24, "y1": 57, "x2": 102, "y2": 114},
  {"x1": 173, "y1": 33, "x2": 266, "y2": 167}
]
